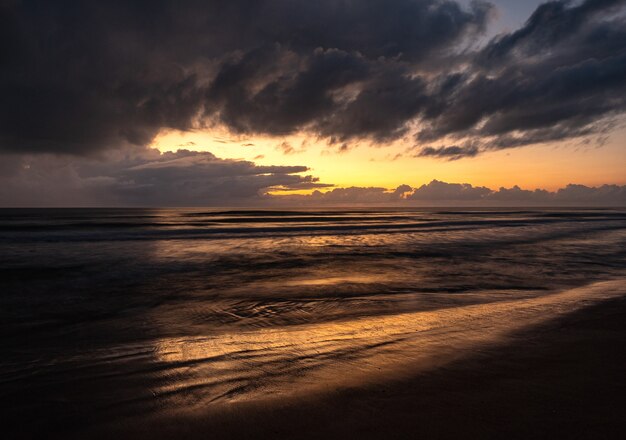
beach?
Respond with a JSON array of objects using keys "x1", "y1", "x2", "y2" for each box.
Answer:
[
  {"x1": 98, "y1": 295, "x2": 626, "y2": 440},
  {"x1": 1, "y1": 208, "x2": 625, "y2": 438},
  {"x1": 5, "y1": 0, "x2": 626, "y2": 437}
]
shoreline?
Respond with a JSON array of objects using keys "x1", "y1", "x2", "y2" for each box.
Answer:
[{"x1": 77, "y1": 291, "x2": 626, "y2": 439}]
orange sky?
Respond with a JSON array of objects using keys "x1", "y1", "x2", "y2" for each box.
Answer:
[{"x1": 151, "y1": 124, "x2": 626, "y2": 192}]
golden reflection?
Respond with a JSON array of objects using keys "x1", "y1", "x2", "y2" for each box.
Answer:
[
  {"x1": 282, "y1": 275, "x2": 390, "y2": 286},
  {"x1": 152, "y1": 280, "x2": 625, "y2": 404}
]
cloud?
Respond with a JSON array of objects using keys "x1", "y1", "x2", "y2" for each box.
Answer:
[
  {"x1": 417, "y1": 0, "x2": 626, "y2": 153},
  {"x1": 555, "y1": 183, "x2": 626, "y2": 204},
  {"x1": 276, "y1": 141, "x2": 305, "y2": 155},
  {"x1": 0, "y1": 149, "x2": 328, "y2": 207},
  {"x1": 287, "y1": 186, "x2": 411, "y2": 205},
  {"x1": 408, "y1": 180, "x2": 491, "y2": 200},
  {"x1": 1, "y1": 0, "x2": 626, "y2": 163},
  {"x1": 417, "y1": 143, "x2": 480, "y2": 160},
  {"x1": 478, "y1": 0, "x2": 626, "y2": 67},
  {"x1": 275, "y1": 180, "x2": 626, "y2": 206},
  {"x1": 1, "y1": 153, "x2": 624, "y2": 207},
  {"x1": 0, "y1": 0, "x2": 492, "y2": 154}
]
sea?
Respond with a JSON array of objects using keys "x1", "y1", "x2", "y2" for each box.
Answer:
[{"x1": 1, "y1": 208, "x2": 626, "y2": 436}]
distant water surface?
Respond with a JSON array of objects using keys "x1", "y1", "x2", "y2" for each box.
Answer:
[{"x1": 1, "y1": 208, "x2": 625, "y2": 435}]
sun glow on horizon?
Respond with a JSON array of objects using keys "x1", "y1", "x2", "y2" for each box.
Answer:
[{"x1": 151, "y1": 126, "x2": 626, "y2": 193}]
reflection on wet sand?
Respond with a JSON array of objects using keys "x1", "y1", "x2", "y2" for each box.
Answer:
[{"x1": 151, "y1": 279, "x2": 626, "y2": 408}]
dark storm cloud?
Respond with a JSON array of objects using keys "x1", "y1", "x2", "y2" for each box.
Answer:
[
  {"x1": 478, "y1": 0, "x2": 626, "y2": 67},
  {"x1": 0, "y1": 0, "x2": 492, "y2": 154},
  {"x1": 416, "y1": 0, "x2": 626, "y2": 156},
  {"x1": 419, "y1": 50, "x2": 626, "y2": 144},
  {"x1": 2, "y1": 0, "x2": 626, "y2": 158},
  {"x1": 317, "y1": 67, "x2": 430, "y2": 142},
  {"x1": 208, "y1": 47, "x2": 372, "y2": 136}
]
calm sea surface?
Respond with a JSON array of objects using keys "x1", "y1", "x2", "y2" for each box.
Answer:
[{"x1": 2, "y1": 208, "x2": 626, "y2": 435}]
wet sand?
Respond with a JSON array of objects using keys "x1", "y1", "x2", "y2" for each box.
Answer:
[{"x1": 68, "y1": 294, "x2": 626, "y2": 440}]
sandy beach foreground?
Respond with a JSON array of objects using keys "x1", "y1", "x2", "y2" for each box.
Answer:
[{"x1": 59, "y1": 287, "x2": 625, "y2": 440}]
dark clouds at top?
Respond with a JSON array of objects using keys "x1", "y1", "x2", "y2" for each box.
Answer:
[
  {"x1": 417, "y1": 0, "x2": 626, "y2": 157},
  {"x1": 1, "y1": 0, "x2": 626, "y2": 158}
]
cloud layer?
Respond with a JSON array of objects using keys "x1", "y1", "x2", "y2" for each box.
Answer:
[
  {"x1": 281, "y1": 179, "x2": 626, "y2": 206},
  {"x1": 3, "y1": 0, "x2": 626, "y2": 157},
  {"x1": 1, "y1": 151, "x2": 624, "y2": 206},
  {"x1": 0, "y1": 149, "x2": 328, "y2": 207}
]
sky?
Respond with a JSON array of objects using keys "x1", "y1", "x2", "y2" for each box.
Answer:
[{"x1": 1, "y1": 0, "x2": 625, "y2": 206}]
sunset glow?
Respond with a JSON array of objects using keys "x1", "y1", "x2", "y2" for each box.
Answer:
[
  {"x1": 2, "y1": 1, "x2": 626, "y2": 439},
  {"x1": 151, "y1": 125, "x2": 626, "y2": 193}
]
